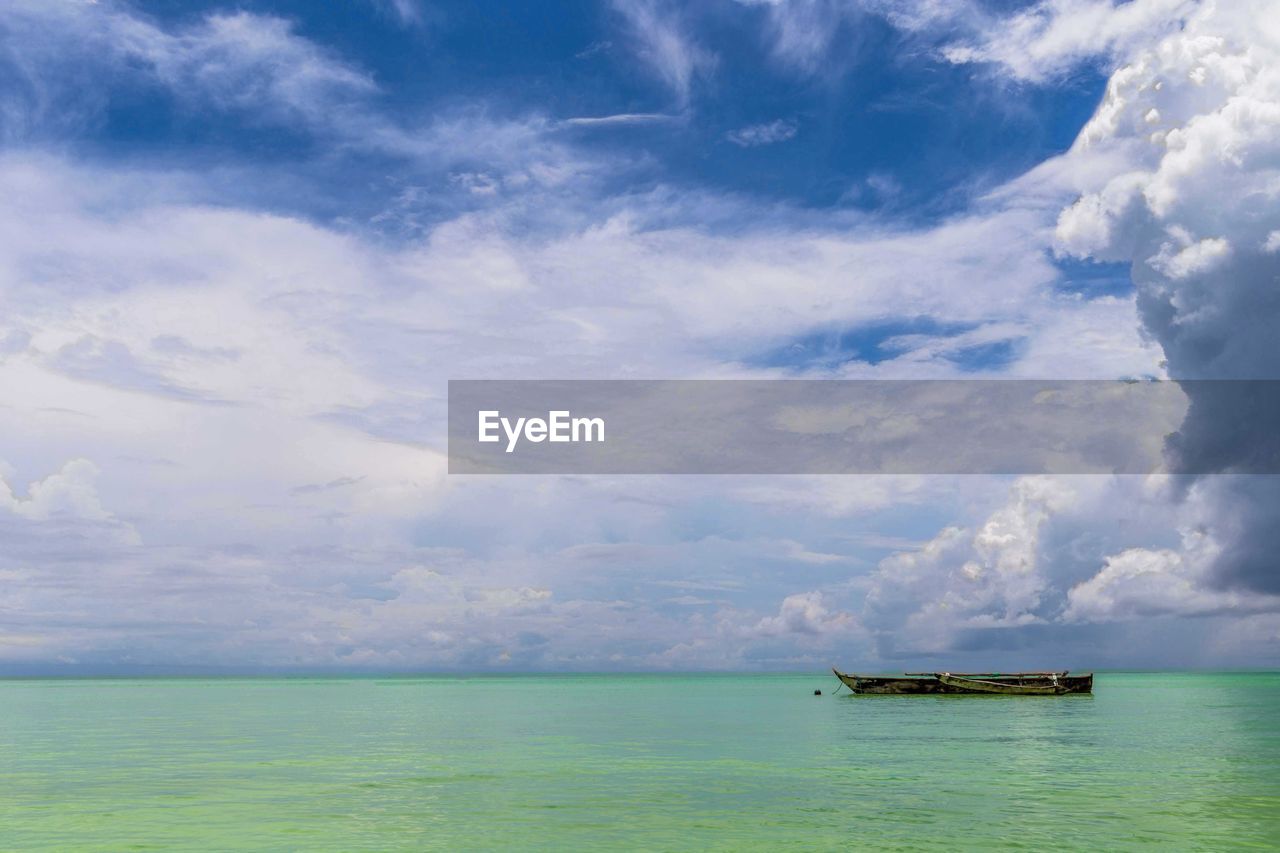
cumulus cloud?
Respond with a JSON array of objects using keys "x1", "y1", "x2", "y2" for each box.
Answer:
[
  {"x1": 1065, "y1": 527, "x2": 1280, "y2": 621},
  {"x1": 1051, "y1": 0, "x2": 1280, "y2": 595},
  {"x1": 873, "y1": 0, "x2": 1280, "y2": 643},
  {"x1": 863, "y1": 476, "x2": 1081, "y2": 654},
  {"x1": 851, "y1": 0, "x2": 1280, "y2": 647},
  {"x1": 0, "y1": 458, "x2": 140, "y2": 558},
  {"x1": 0, "y1": 459, "x2": 111, "y2": 522},
  {"x1": 1147, "y1": 233, "x2": 1231, "y2": 280},
  {"x1": 753, "y1": 591, "x2": 858, "y2": 636}
]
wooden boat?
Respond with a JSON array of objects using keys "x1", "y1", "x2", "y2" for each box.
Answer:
[
  {"x1": 935, "y1": 673, "x2": 1068, "y2": 694},
  {"x1": 832, "y1": 669, "x2": 1092, "y2": 695}
]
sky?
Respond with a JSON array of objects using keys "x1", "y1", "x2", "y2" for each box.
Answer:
[{"x1": 1, "y1": 0, "x2": 1278, "y2": 673}]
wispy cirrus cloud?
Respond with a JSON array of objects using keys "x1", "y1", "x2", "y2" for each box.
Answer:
[
  {"x1": 734, "y1": 0, "x2": 865, "y2": 74},
  {"x1": 735, "y1": 0, "x2": 1195, "y2": 84},
  {"x1": 941, "y1": 0, "x2": 1198, "y2": 82},
  {"x1": 725, "y1": 118, "x2": 797, "y2": 147},
  {"x1": 364, "y1": 0, "x2": 430, "y2": 28},
  {"x1": 563, "y1": 112, "x2": 683, "y2": 128},
  {"x1": 731, "y1": 0, "x2": 974, "y2": 76},
  {"x1": 0, "y1": 2, "x2": 376, "y2": 139},
  {"x1": 0, "y1": 1, "x2": 602, "y2": 212},
  {"x1": 610, "y1": 0, "x2": 715, "y2": 107}
]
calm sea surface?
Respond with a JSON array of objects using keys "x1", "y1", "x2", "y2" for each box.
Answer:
[{"x1": 1, "y1": 673, "x2": 1277, "y2": 850}]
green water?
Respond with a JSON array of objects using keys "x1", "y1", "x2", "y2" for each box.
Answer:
[{"x1": 1, "y1": 673, "x2": 1277, "y2": 850}]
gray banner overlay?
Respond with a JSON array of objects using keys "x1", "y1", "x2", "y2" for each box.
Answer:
[{"x1": 448, "y1": 380, "x2": 1280, "y2": 475}]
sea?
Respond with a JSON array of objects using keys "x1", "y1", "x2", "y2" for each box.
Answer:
[{"x1": 2, "y1": 672, "x2": 1277, "y2": 850}]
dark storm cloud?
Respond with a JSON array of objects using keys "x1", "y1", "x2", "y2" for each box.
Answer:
[{"x1": 1054, "y1": 14, "x2": 1280, "y2": 595}]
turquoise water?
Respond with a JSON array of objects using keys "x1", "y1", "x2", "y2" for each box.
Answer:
[{"x1": 1, "y1": 673, "x2": 1277, "y2": 850}]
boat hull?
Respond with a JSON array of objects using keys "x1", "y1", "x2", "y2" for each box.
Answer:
[{"x1": 833, "y1": 670, "x2": 1093, "y2": 695}]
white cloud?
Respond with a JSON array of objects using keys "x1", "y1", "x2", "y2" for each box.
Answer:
[
  {"x1": 740, "y1": 0, "x2": 855, "y2": 74},
  {"x1": 611, "y1": 0, "x2": 715, "y2": 106},
  {"x1": 736, "y1": 0, "x2": 1196, "y2": 83},
  {"x1": 0, "y1": 458, "x2": 110, "y2": 522},
  {"x1": 726, "y1": 119, "x2": 797, "y2": 147},
  {"x1": 753, "y1": 591, "x2": 857, "y2": 636},
  {"x1": 0, "y1": 134, "x2": 1168, "y2": 667},
  {"x1": 729, "y1": 0, "x2": 978, "y2": 75},
  {"x1": 1047, "y1": 0, "x2": 1280, "y2": 598},
  {"x1": 1053, "y1": 1, "x2": 1280, "y2": 286},
  {"x1": 1148, "y1": 234, "x2": 1230, "y2": 279},
  {"x1": 0, "y1": 2, "x2": 376, "y2": 138},
  {"x1": 942, "y1": 0, "x2": 1198, "y2": 83},
  {"x1": 365, "y1": 0, "x2": 428, "y2": 27},
  {"x1": 873, "y1": 0, "x2": 1280, "y2": 642},
  {"x1": 734, "y1": 475, "x2": 941, "y2": 516},
  {"x1": 1066, "y1": 528, "x2": 1280, "y2": 621},
  {"x1": 863, "y1": 476, "x2": 1083, "y2": 653},
  {"x1": 127, "y1": 11, "x2": 378, "y2": 124},
  {"x1": 0, "y1": 2, "x2": 599, "y2": 198},
  {"x1": 2, "y1": 0, "x2": 1275, "y2": 670},
  {"x1": 564, "y1": 112, "x2": 683, "y2": 127}
]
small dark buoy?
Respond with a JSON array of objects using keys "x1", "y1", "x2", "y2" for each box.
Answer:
[{"x1": 814, "y1": 689, "x2": 822, "y2": 695}]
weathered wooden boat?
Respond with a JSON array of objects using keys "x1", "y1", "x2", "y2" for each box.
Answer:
[{"x1": 832, "y1": 669, "x2": 1092, "y2": 695}]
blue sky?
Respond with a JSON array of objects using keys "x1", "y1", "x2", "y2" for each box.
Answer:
[
  {"x1": 1, "y1": 0, "x2": 1278, "y2": 673},
  {"x1": 72, "y1": 0, "x2": 1109, "y2": 226}
]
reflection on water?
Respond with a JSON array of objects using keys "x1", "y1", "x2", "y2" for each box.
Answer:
[{"x1": 0, "y1": 673, "x2": 1276, "y2": 849}]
